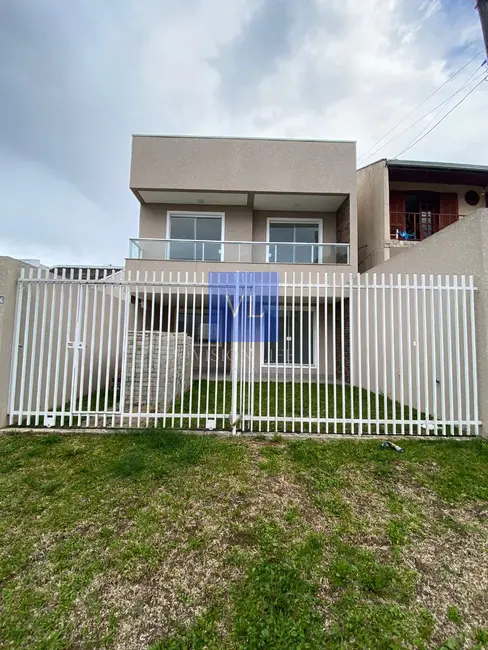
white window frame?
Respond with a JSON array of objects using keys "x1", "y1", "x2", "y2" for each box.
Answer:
[
  {"x1": 261, "y1": 306, "x2": 318, "y2": 368},
  {"x1": 166, "y1": 211, "x2": 226, "y2": 262},
  {"x1": 266, "y1": 217, "x2": 323, "y2": 264}
]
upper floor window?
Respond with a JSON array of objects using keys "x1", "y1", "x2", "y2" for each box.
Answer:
[
  {"x1": 267, "y1": 220, "x2": 321, "y2": 263},
  {"x1": 168, "y1": 212, "x2": 223, "y2": 261}
]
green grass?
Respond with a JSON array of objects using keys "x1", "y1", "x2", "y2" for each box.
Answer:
[
  {"x1": 17, "y1": 380, "x2": 436, "y2": 435},
  {"x1": 16, "y1": 389, "x2": 116, "y2": 428},
  {"x1": 1, "y1": 433, "x2": 487, "y2": 649},
  {"x1": 447, "y1": 605, "x2": 463, "y2": 626},
  {"x1": 169, "y1": 380, "x2": 426, "y2": 434}
]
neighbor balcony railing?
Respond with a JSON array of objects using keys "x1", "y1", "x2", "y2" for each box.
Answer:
[
  {"x1": 390, "y1": 212, "x2": 463, "y2": 241},
  {"x1": 129, "y1": 239, "x2": 350, "y2": 265}
]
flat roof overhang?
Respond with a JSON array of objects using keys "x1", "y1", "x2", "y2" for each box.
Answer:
[
  {"x1": 387, "y1": 159, "x2": 488, "y2": 187},
  {"x1": 132, "y1": 189, "x2": 348, "y2": 212}
]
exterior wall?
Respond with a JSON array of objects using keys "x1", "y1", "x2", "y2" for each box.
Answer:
[
  {"x1": 131, "y1": 136, "x2": 356, "y2": 195},
  {"x1": 125, "y1": 259, "x2": 353, "y2": 291},
  {"x1": 389, "y1": 181, "x2": 486, "y2": 217},
  {"x1": 139, "y1": 204, "x2": 253, "y2": 241},
  {"x1": 348, "y1": 190, "x2": 359, "y2": 272},
  {"x1": 388, "y1": 247, "x2": 411, "y2": 259},
  {"x1": 357, "y1": 161, "x2": 389, "y2": 272},
  {"x1": 0, "y1": 258, "x2": 25, "y2": 427},
  {"x1": 359, "y1": 209, "x2": 488, "y2": 435}
]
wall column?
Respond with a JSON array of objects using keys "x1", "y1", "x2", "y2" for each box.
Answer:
[{"x1": 0, "y1": 258, "x2": 23, "y2": 428}]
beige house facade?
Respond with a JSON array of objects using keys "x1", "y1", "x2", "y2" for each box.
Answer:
[
  {"x1": 126, "y1": 135, "x2": 358, "y2": 379},
  {"x1": 128, "y1": 135, "x2": 357, "y2": 279},
  {"x1": 357, "y1": 158, "x2": 488, "y2": 272},
  {"x1": 1, "y1": 137, "x2": 486, "y2": 434}
]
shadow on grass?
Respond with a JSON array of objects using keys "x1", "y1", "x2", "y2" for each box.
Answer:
[{"x1": 110, "y1": 429, "x2": 247, "y2": 481}]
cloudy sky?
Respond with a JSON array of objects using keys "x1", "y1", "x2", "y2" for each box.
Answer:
[{"x1": 0, "y1": 0, "x2": 486, "y2": 266}]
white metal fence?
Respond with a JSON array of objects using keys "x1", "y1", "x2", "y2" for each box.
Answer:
[{"x1": 8, "y1": 268, "x2": 480, "y2": 435}]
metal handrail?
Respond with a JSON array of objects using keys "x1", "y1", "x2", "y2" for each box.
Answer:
[
  {"x1": 131, "y1": 237, "x2": 347, "y2": 245},
  {"x1": 390, "y1": 211, "x2": 464, "y2": 241}
]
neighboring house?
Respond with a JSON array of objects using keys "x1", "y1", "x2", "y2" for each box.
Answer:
[
  {"x1": 127, "y1": 135, "x2": 358, "y2": 377},
  {"x1": 357, "y1": 159, "x2": 488, "y2": 272},
  {"x1": 50, "y1": 265, "x2": 123, "y2": 280},
  {"x1": 20, "y1": 259, "x2": 51, "y2": 270}
]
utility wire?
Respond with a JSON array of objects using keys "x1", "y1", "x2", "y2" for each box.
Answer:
[
  {"x1": 398, "y1": 68, "x2": 488, "y2": 153},
  {"x1": 359, "y1": 64, "x2": 487, "y2": 166},
  {"x1": 393, "y1": 74, "x2": 488, "y2": 159},
  {"x1": 357, "y1": 49, "x2": 485, "y2": 164}
]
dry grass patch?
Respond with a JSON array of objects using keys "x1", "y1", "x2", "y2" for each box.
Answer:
[
  {"x1": 400, "y1": 506, "x2": 488, "y2": 647},
  {"x1": 65, "y1": 440, "x2": 319, "y2": 649},
  {"x1": 1, "y1": 433, "x2": 488, "y2": 649}
]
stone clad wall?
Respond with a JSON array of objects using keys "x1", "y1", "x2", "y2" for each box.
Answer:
[
  {"x1": 336, "y1": 196, "x2": 350, "y2": 244},
  {"x1": 124, "y1": 332, "x2": 193, "y2": 411},
  {"x1": 335, "y1": 299, "x2": 350, "y2": 383}
]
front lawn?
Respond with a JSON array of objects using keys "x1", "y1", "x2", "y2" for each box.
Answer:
[
  {"x1": 169, "y1": 380, "x2": 425, "y2": 434},
  {"x1": 1, "y1": 432, "x2": 487, "y2": 649}
]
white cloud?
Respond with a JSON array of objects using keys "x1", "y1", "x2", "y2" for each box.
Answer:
[
  {"x1": 0, "y1": 0, "x2": 486, "y2": 264},
  {"x1": 0, "y1": 151, "x2": 131, "y2": 267},
  {"x1": 217, "y1": 0, "x2": 486, "y2": 164},
  {"x1": 420, "y1": 0, "x2": 442, "y2": 20}
]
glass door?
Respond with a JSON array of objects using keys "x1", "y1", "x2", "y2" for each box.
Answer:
[
  {"x1": 265, "y1": 310, "x2": 313, "y2": 365},
  {"x1": 419, "y1": 194, "x2": 440, "y2": 239},
  {"x1": 169, "y1": 214, "x2": 222, "y2": 261},
  {"x1": 268, "y1": 222, "x2": 320, "y2": 264}
]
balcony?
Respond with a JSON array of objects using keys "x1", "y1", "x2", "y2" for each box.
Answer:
[
  {"x1": 129, "y1": 239, "x2": 350, "y2": 265},
  {"x1": 390, "y1": 212, "x2": 463, "y2": 242}
]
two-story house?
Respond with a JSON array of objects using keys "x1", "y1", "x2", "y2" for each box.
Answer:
[
  {"x1": 357, "y1": 158, "x2": 488, "y2": 272},
  {"x1": 127, "y1": 135, "x2": 357, "y2": 378}
]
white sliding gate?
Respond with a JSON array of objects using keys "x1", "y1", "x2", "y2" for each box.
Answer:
[{"x1": 8, "y1": 268, "x2": 480, "y2": 435}]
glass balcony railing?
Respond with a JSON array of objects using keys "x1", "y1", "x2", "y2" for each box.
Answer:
[{"x1": 128, "y1": 239, "x2": 350, "y2": 265}]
